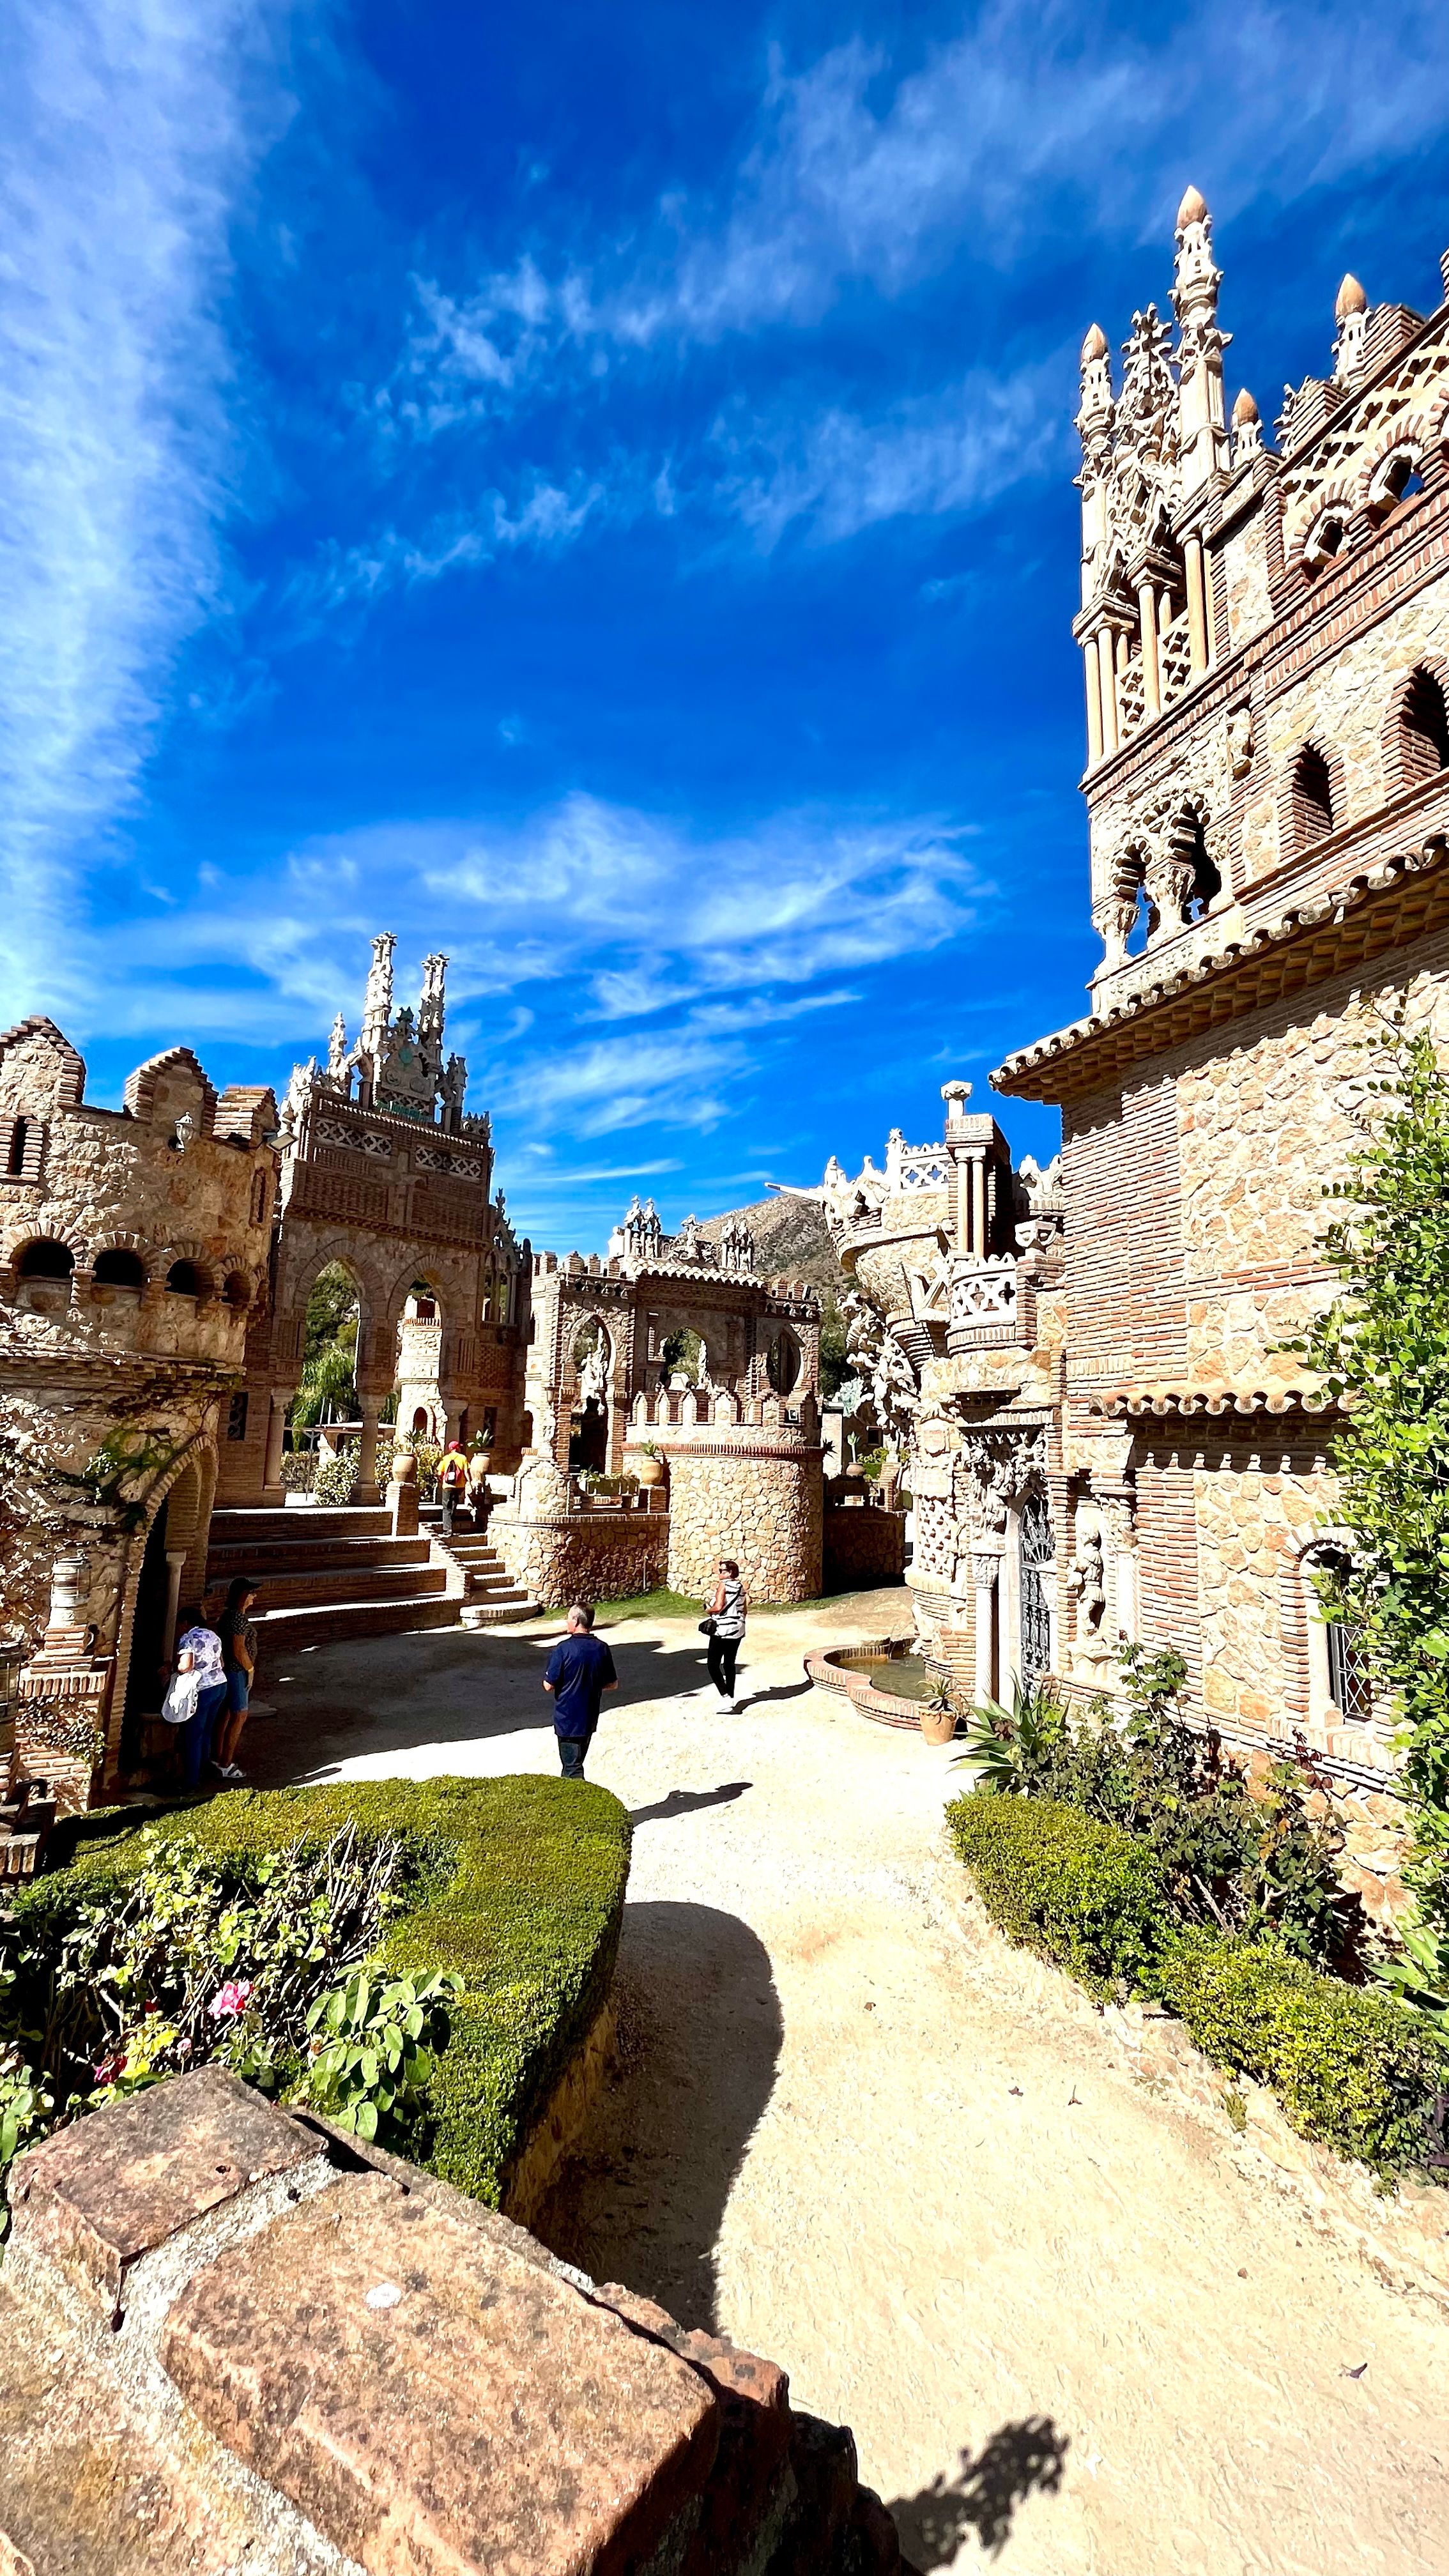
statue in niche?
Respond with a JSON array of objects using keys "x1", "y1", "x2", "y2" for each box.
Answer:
[
  {"x1": 1068, "y1": 1514, "x2": 1107, "y2": 1636},
  {"x1": 578, "y1": 1333, "x2": 608, "y2": 1407}
]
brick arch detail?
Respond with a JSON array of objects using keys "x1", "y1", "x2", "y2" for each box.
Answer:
[{"x1": 1381, "y1": 656, "x2": 1449, "y2": 799}]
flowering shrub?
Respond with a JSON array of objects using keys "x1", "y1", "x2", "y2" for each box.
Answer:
[
  {"x1": 313, "y1": 1449, "x2": 358, "y2": 1506},
  {"x1": 0, "y1": 1824, "x2": 418, "y2": 2216}
]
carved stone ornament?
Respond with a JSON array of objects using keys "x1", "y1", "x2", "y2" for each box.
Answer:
[{"x1": 1227, "y1": 707, "x2": 1254, "y2": 779}]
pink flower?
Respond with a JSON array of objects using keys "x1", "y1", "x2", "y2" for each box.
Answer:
[
  {"x1": 93, "y1": 2052, "x2": 126, "y2": 2086},
  {"x1": 208, "y1": 1979, "x2": 254, "y2": 2021}
]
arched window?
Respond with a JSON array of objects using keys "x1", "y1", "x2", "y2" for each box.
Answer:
[
  {"x1": 766, "y1": 1331, "x2": 800, "y2": 1395},
  {"x1": 1399, "y1": 667, "x2": 1449, "y2": 785},
  {"x1": 1291, "y1": 744, "x2": 1334, "y2": 850},
  {"x1": 166, "y1": 1259, "x2": 204, "y2": 1297},
  {"x1": 1368, "y1": 449, "x2": 1425, "y2": 520},
  {"x1": 1167, "y1": 806, "x2": 1221, "y2": 919},
  {"x1": 1302, "y1": 512, "x2": 1347, "y2": 578},
  {"x1": 224, "y1": 1272, "x2": 250, "y2": 1308},
  {"x1": 17, "y1": 1238, "x2": 73, "y2": 1280},
  {"x1": 94, "y1": 1248, "x2": 146, "y2": 1289}
]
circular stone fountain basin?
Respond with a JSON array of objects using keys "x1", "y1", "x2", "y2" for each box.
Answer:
[{"x1": 802, "y1": 1642, "x2": 945, "y2": 1733}]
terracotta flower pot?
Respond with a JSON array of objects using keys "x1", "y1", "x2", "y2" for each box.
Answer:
[
  {"x1": 919, "y1": 1701, "x2": 957, "y2": 1746},
  {"x1": 634, "y1": 1455, "x2": 665, "y2": 1489},
  {"x1": 390, "y1": 1446, "x2": 418, "y2": 1485}
]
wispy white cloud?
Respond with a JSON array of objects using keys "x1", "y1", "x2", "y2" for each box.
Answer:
[
  {"x1": 0, "y1": 0, "x2": 293, "y2": 1015},
  {"x1": 364, "y1": 0, "x2": 1449, "y2": 578},
  {"x1": 712, "y1": 360, "x2": 1066, "y2": 548}
]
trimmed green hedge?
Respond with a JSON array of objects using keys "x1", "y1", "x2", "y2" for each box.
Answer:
[
  {"x1": 947, "y1": 1787, "x2": 1169, "y2": 1999},
  {"x1": 22, "y1": 1775, "x2": 631, "y2": 2206},
  {"x1": 947, "y1": 1790, "x2": 1449, "y2": 2179},
  {"x1": 1155, "y1": 1929, "x2": 1448, "y2": 2181}
]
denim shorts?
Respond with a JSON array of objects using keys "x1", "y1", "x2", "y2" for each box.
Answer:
[{"x1": 226, "y1": 1667, "x2": 250, "y2": 1716}]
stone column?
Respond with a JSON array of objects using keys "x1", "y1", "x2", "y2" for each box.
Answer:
[
  {"x1": 1136, "y1": 579, "x2": 1161, "y2": 719},
  {"x1": 1100, "y1": 630, "x2": 1120, "y2": 756},
  {"x1": 1096, "y1": 1481, "x2": 1139, "y2": 1644},
  {"x1": 1084, "y1": 633, "x2": 1104, "y2": 763},
  {"x1": 164, "y1": 1548, "x2": 188, "y2": 1657},
  {"x1": 969, "y1": 1153, "x2": 987, "y2": 1259},
  {"x1": 1183, "y1": 532, "x2": 1209, "y2": 675},
  {"x1": 356, "y1": 1397, "x2": 383, "y2": 1503},
  {"x1": 972, "y1": 1553, "x2": 1000, "y2": 1707},
  {"x1": 263, "y1": 1393, "x2": 292, "y2": 1493}
]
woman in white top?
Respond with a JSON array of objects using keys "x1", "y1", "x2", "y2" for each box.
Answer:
[
  {"x1": 705, "y1": 1558, "x2": 748, "y2": 1711},
  {"x1": 172, "y1": 1599, "x2": 229, "y2": 1791}
]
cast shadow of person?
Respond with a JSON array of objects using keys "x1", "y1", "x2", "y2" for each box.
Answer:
[
  {"x1": 528, "y1": 1898, "x2": 781, "y2": 2334},
  {"x1": 889, "y1": 2418, "x2": 1070, "y2": 2566}
]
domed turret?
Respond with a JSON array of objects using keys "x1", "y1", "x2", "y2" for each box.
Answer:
[
  {"x1": 1080, "y1": 321, "x2": 1108, "y2": 362},
  {"x1": 1335, "y1": 272, "x2": 1368, "y2": 321},
  {"x1": 1176, "y1": 183, "x2": 1209, "y2": 230},
  {"x1": 1230, "y1": 385, "x2": 1263, "y2": 459}
]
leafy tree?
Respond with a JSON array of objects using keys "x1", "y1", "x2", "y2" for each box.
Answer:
[
  {"x1": 1298, "y1": 1008, "x2": 1449, "y2": 1928},
  {"x1": 818, "y1": 1296, "x2": 850, "y2": 1399},
  {"x1": 292, "y1": 1263, "x2": 359, "y2": 1430}
]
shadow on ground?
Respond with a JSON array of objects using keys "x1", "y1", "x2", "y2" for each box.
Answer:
[
  {"x1": 888, "y1": 2419, "x2": 1071, "y2": 2566},
  {"x1": 630, "y1": 1782, "x2": 752, "y2": 1825},
  {"x1": 248, "y1": 1630, "x2": 712, "y2": 1784},
  {"x1": 530, "y1": 1899, "x2": 781, "y2": 2333}
]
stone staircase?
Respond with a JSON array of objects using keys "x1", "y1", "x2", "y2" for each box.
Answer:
[
  {"x1": 423, "y1": 1513, "x2": 540, "y2": 1627},
  {"x1": 206, "y1": 1506, "x2": 538, "y2": 1650}
]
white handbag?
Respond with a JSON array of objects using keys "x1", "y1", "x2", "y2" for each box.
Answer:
[{"x1": 161, "y1": 1668, "x2": 203, "y2": 1727}]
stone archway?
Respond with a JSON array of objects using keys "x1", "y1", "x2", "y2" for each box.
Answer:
[{"x1": 569, "y1": 1317, "x2": 612, "y2": 1475}]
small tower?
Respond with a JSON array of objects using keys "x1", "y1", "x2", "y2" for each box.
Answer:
[
  {"x1": 418, "y1": 951, "x2": 448, "y2": 1094},
  {"x1": 1172, "y1": 185, "x2": 1230, "y2": 498},
  {"x1": 1333, "y1": 272, "x2": 1369, "y2": 382},
  {"x1": 1230, "y1": 386, "x2": 1263, "y2": 462},
  {"x1": 1076, "y1": 322, "x2": 1116, "y2": 608},
  {"x1": 357, "y1": 932, "x2": 395, "y2": 1100}
]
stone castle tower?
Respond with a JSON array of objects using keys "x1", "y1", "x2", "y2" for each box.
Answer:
[{"x1": 988, "y1": 190, "x2": 1449, "y2": 1912}]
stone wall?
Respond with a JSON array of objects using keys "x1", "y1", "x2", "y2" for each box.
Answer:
[
  {"x1": 0, "y1": 2067, "x2": 903, "y2": 2576},
  {"x1": 492, "y1": 1505, "x2": 668, "y2": 1610},
  {"x1": 666, "y1": 1439, "x2": 824, "y2": 1602},
  {"x1": 822, "y1": 1503, "x2": 907, "y2": 1590}
]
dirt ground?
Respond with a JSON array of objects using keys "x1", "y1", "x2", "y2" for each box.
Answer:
[{"x1": 249, "y1": 1591, "x2": 1449, "y2": 2575}]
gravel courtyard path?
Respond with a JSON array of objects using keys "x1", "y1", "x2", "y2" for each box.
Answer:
[{"x1": 251, "y1": 1593, "x2": 1449, "y2": 2574}]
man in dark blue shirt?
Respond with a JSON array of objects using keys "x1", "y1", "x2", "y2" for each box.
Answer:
[{"x1": 542, "y1": 1604, "x2": 618, "y2": 1777}]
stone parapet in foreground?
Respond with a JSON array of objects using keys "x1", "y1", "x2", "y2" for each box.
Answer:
[{"x1": 0, "y1": 2066, "x2": 905, "y2": 2575}]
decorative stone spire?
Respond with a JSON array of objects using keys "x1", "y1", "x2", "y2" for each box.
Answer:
[
  {"x1": 417, "y1": 952, "x2": 448, "y2": 1093},
  {"x1": 358, "y1": 933, "x2": 395, "y2": 1080},
  {"x1": 1076, "y1": 325, "x2": 1116, "y2": 613},
  {"x1": 1230, "y1": 386, "x2": 1263, "y2": 461},
  {"x1": 1333, "y1": 272, "x2": 1369, "y2": 381},
  {"x1": 1172, "y1": 185, "x2": 1230, "y2": 497}
]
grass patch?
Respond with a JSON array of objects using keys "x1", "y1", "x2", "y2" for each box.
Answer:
[
  {"x1": 22, "y1": 1775, "x2": 631, "y2": 2206},
  {"x1": 592, "y1": 1583, "x2": 894, "y2": 1624}
]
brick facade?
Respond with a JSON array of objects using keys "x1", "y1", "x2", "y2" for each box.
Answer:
[{"x1": 990, "y1": 199, "x2": 1449, "y2": 1915}]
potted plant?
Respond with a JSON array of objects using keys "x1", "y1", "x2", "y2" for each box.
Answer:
[{"x1": 631, "y1": 1440, "x2": 665, "y2": 1491}]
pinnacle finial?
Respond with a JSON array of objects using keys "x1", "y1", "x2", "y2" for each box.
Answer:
[
  {"x1": 1176, "y1": 182, "x2": 1209, "y2": 230},
  {"x1": 1231, "y1": 387, "x2": 1259, "y2": 424},
  {"x1": 1080, "y1": 321, "x2": 1108, "y2": 364},
  {"x1": 1335, "y1": 272, "x2": 1368, "y2": 321}
]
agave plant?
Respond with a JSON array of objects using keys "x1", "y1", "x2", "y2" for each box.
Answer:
[
  {"x1": 950, "y1": 1672, "x2": 1069, "y2": 1793},
  {"x1": 1372, "y1": 1914, "x2": 1449, "y2": 2027}
]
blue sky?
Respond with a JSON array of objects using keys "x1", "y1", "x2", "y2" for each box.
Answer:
[{"x1": 4, "y1": 2, "x2": 1449, "y2": 1250}]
